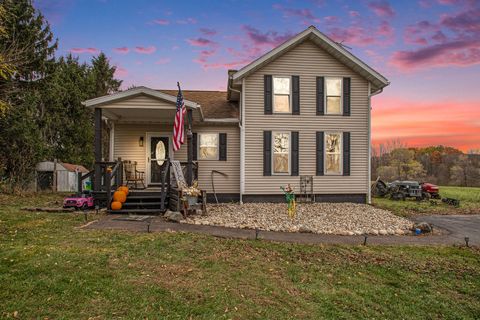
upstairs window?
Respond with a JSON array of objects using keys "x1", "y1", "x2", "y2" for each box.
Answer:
[
  {"x1": 325, "y1": 132, "x2": 342, "y2": 174},
  {"x1": 199, "y1": 133, "x2": 218, "y2": 160},
  {"x1": 273, "y1": 132, "x2": 290, "y2": 174},
  {"x1": 325, "y1": 78, "x2": 342, "y2": 114},
  {"x1": 273, "y1": 77, "x2": 291, "y2": 113}
]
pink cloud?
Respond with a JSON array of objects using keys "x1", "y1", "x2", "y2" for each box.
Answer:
[
  {"x1": 418, "y1": 0, "x2": 433, "y2": 8},
  {"x1": 272, "y1": 4, "x2": 321, "y2": 23},
  {"x1": 70, "y1": 47, "x2": 99, "y2": 54},
  {"x1": 440, "y1": 8, "x2": 480, "y2": 32},
  {"x1": 199, "y1": 28, "x2": 217, "y2": 36},
  {"x1": 114, "y1": 66, "x2": 128, "y2": 77},
  {"x1": 155, "y1": 57, "x2": 171, "y2": 65},
  {"x1": 392, "y1": 5, "x2": 480, "y2": 70},
  {"x1": 368, "y1": 0, "x2": 395, "y2": 18},
  {"x1": 390, "y1": 40, "x2": 480, "y2": 69},
  {"x1": 198, "y1": 59, "x2": 253, "y2": 70},
  {"x1": 134, "y1": 46, "x2": 156, "y2": 54},
  {"x1": 113, "y1": 47, "x2": 129, "y2": 54},
  {"x1": 349, "y1": 10, "x2": 360, "y2": 17},
  {"x1": 241, "y1": 25, "x2": 293, "y2": 48},
  {"x1": 404, "y1": 21, "x2": 437, "y2": 45},
  {"x1": 327, "y1": 20, "x2": 395, "y2": 47},
  {"x1": 186, "y1": 38, "x2": 217, "y2": 47},
  {"x1": 324, "y1": 16, "x2": 339, "y2": 24},
  {"x1": 153, "y1": 19, "x2": 169, "y2": 25}
]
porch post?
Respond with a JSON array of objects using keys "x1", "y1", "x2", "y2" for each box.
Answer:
[
  {"x1": 186, "y1": 108, "x2": 193, "y2": 186},
  {"x1": 94, "y1": 107, "x2": 102, "y2": 192}
]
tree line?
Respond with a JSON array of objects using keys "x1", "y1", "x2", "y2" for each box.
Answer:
[
  {"x1": 372, "y1": 142, "x2": 480, "y2": 187},
  {"x1": 0, "y1": 0, "x2": 122, "y2": 192}
]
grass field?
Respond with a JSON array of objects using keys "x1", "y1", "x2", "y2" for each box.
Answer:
[
  {"x1": 1, "y1": 193, "x2": 480, "y2": 319},
  {"x1": 373, "y1": 186, "x2": 480, "y2": 217}
]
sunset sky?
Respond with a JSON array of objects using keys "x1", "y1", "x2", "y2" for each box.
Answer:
[{"x1": 34, "y1": 0, "x2": 480, "y2": 151}]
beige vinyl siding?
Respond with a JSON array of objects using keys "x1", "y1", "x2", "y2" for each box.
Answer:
[
  {"x1": 244, "y1": 40, "x2": 369, "y2": 195},
  {"x1": 107, "y1": 95, "x2": 171, "y2": 108},
  {"x1": 114, "y1": 123, "x2": 239, "y2": 194}
]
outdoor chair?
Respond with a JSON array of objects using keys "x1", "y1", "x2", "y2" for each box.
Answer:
[{"x1": 123, "y1": 160, "x2": 146, "y2": 189}]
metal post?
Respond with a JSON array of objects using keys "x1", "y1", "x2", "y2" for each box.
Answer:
[
  {"x1": 77, "y1": 172, "x2": 82, "y2": 196},
  {"x1": 186, "y1": 108, "x2": 193, "y2": 186},
  {"x1": 94, "y1": 108, "x2": 102, "y2": 192},
  {"x1": 53, "y1": 158, "x2": 58, "y2": 192},
  {"x1": 105, "y1": 170, "x2": 111, "y2": 209}
]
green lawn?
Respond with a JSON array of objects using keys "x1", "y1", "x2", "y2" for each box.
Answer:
[
  {"x1": 373, "y1": 186, "x2": 480, "y2": 217},
  {"x1": 1, "y1": 193, "x2": 480, "y2": 319}
]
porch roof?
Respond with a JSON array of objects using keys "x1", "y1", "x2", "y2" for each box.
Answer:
[{"x1": 83, "y1": 86, "x2": 239, "y2": 122}]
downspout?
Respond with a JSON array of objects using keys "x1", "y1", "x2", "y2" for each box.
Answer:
[
  {"x1": 367, "y1": 84, "x2": 383, "y2": 204},
  {"x1": 228, "y1": 79, "x2": 244, "y2": 204}
]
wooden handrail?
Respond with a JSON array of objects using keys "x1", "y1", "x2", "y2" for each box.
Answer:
[{"x1": 160, "y1": 159, "x2": 170, "y2": 211}]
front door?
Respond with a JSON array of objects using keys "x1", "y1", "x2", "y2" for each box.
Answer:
[{"x1": 149, "y1": 136, "x2": 169, "y2": 185}]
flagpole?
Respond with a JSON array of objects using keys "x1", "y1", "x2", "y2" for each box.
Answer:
[{"x1": 178, "y1": 81, "x2": 193, "y2": 186}]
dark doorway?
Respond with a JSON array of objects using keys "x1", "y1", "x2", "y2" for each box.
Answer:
[{"x1": 149, "y1": 136, "x2": 169, "y2": 185}]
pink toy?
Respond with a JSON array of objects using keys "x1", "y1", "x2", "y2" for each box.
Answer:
[{"x1": 63, "y1": 191, "x2": 94, "y2": 210}]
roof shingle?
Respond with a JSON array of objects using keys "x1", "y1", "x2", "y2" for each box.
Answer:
[{"x1": 158, "y1": 90, "x2": 239, "y2": 119}]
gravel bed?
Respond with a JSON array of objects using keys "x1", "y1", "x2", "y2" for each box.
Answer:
[{"x1": 182, "y1": 203, "x2": 414, "y2": 235}]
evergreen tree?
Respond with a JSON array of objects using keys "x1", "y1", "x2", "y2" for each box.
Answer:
[
  {"x1": 0, "y1": 0, "x2": 57, "y2": 191},
  {"x1": 90, "y1": 52, "x2": 122, "y2": 96}
]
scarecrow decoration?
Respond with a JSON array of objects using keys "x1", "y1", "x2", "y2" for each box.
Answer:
[{"x1": 280, "y1": 184, "x2": 296, "y2": 219}]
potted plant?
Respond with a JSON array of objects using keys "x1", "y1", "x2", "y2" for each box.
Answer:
[{"x1": 182, "y1": 181, "x2": 201, "y2": 206}]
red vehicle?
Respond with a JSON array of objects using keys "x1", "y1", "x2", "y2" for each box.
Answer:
[
  {"x1": 63, "y1": 191, "x2": 94, "y2": 210},
  {"x1": 420, "y1": 182, "x2": 441, "y2": 199}
]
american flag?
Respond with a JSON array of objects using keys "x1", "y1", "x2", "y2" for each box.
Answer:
[{"x1": 173, "y1": 83, "x2": 186, "y2": 151}]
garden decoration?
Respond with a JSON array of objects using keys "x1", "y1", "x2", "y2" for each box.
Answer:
[
  {"x1": 280, "y1": 184, "x2": 296, "y2": 219},
  {"x1": 113, "y1": 190, "x2": 127, "y2": 203},
  {"x1": 182, "y1": 180, "x2": 201, "y2": 206}
]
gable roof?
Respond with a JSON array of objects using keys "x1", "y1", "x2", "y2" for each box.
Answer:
[
  {"x1": 231, "y1": 26, "x2": 389, "y2": 93},
  {"x1": 83, "y1": 86, "x2": 200, "y2": 109},
  {"x1": 83, "y1": 86, "x2": 239, "y2": 120},
  {"x1": 158, "y1": 90, "x2": 239, "y2": 119},
  {"x1": 61, "y1": 163, "x2": 89, "y2": 173}
]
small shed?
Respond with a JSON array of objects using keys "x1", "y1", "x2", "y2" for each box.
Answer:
[{"x1": 36, "y1": 161, "x2": 90, "y2": 192}]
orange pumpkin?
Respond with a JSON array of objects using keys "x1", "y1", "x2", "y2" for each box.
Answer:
[
  {"x1": 117, "y1": 186, "x2": 129, "y2": 195},
  {"x1": 111, "y1": 201, "x2": 122, "y2": 210},
  {"x1": 113, "y1": 190, "x2": 127, "y2": 203}
]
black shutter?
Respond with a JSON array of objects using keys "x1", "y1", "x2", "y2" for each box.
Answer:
[
  {"x1": 263, "y1": 131, "x2": 272, "y2": 176},
  {"x1": 264, "y1": 75, "x2": 272, "y2": 115},
  {"x1": 316, "y1": 131, "x2": 324, "y2": 176},
  {"x1": 291, "y1": 131, "x2": 299, "y2": 176},
  {"x1": 292, "y1": 76, "x2": 300, "y2": 115},
  {"x1": 219, "y1": 133, "x2": 227, "y2": 161},
  {"x1": 316, "y1": 77, "x2": 324, "y2": 115},
  {"x1": 343, "y1": 132, "x2": 350, "y2": 176},
  {"x1": 192, "y1": 132, "x2": 197, "y2": 161},
  {"x1": 343, "y1": 77, "x2": 351, "y2": 116}
]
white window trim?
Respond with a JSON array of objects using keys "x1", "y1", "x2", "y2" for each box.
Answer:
[
  {"x1": 324, "y1": 132, "x2": 343, "y2": 175},
  {"x1": 272, "y1": 76, "x2": 292, "y2": 114},
  {"x1": 198, "y1": 132, "x2": 219, "y2": 161},
  {"x1": 272, "y1": 131, "x2": 291, "y2": 175},
  {"x1": 324, "y1": 77, "x2": 343, "y2": 115}
]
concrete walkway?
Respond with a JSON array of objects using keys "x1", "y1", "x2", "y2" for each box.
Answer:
[{"x1": 83, "y1": 214, "x2": 479, "y2": 246}]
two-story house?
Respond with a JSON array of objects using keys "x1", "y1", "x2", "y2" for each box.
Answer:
[{"x1": 83, "y1": 26, "x2": 389, "y2": 212}]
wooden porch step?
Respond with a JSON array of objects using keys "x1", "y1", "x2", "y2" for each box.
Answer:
[
  {"x1": 126, "y1": 195, "x2": 164, "y2": 200},
  {"x1": 122, "y1": 202, "x2": 163, "y2": 207},
  {"x1": 107, "y1": 208, "x2": 165, "y2": 214}
]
